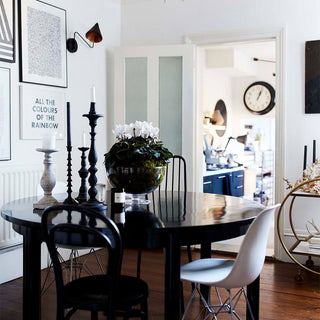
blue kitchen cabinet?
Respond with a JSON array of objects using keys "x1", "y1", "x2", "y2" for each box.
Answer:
[{"x1": 203, "y1": 169, "x2": 244, "y2": 197}]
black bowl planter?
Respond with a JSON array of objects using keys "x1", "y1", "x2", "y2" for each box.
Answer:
[{"x1": 106, "y1": 165, "x2": 166, "y2": 195}]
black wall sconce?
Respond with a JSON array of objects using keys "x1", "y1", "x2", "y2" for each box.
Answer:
[{"x1": 67, "y1": 23, "x2": 102, "y2": 53}]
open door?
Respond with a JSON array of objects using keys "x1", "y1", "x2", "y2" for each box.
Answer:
[{"x1": 114, "y1": 44, "x2": 197, "y2": 191}]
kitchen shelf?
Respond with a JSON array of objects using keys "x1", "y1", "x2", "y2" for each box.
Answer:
[
  {"x1": 203, "y1": 124, "x2": 226, "y2": 131},
  {"x1": 254, "y1": 149, "x2": 274, "y2": 205}
]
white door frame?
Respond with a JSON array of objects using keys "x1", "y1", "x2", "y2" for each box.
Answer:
[{"x1": 185, "y1": 27, "x2": 287, "y2": 260}]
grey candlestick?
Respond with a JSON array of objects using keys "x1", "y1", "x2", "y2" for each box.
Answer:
[{"x1": 33, "y1": 148, "x2": 60, "y2": 209}]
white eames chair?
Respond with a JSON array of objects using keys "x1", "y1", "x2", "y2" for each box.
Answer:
[{"x1": 180, "y1": 204, "x2": 280, "y2": 320}]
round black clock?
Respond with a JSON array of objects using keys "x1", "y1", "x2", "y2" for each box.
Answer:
[{"x1": 243, "y1": 81, "x2": 275, "y2": 115}]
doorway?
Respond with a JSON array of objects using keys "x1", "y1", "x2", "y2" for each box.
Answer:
[{"x1": 196, "y1": 39, "x2": 277, "y2": 257}]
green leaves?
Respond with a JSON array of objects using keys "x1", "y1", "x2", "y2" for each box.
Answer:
[{"x1": 104, "y1": 136, "x2": 173, "y2": 169}]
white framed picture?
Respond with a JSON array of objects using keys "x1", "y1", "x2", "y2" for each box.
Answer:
[
  {"x1": 0, "y1": 0, "x2": 15, "y2": 63},
  {"x1": 20, "y1": 86, "x2": 65, "y2": 140},
  {"x1": 18, "y1": 0, "x2": 67, "y2": 87},
  {"x1": 0, "y1": 67, "x2": 11, "y2": 160}
]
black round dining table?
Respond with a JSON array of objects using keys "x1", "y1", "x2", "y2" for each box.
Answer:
[{"x1": 1, "y1": 191, "x2": 264, "y2": 320}]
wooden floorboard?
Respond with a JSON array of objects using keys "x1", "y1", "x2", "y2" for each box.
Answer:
[{"x1": 1, "y1": 248, "x2": 320, "y2": 319}]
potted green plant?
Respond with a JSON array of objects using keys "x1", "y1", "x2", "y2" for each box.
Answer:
[{"x1": 104, "y1": 121, "x2": 172, "y2": 196}]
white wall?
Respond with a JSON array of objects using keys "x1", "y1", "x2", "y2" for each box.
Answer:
[
  {"x1": 0, "y1": 0, "x2": 120, "y2": 185},
  {"x1": 201, "y1": 66, "x2": 233, "y2": 149},
  {"x1": 121, "y1": 0, "x2": 320, "y2": 262},
  {"x1": 0, "y1": 0, "x2": 121, "y2": 283}
]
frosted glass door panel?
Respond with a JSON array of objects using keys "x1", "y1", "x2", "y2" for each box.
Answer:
[
  {"x1": 159, "y1": 57, "x2": 182, "y2": 155},
  {"x1": 125, "y1": 57, "x2": 148, "y2": 123}
]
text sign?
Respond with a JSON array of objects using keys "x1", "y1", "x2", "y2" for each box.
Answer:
[{"x1": 20, "y1": 86, "x2": 65, "y2": 139}]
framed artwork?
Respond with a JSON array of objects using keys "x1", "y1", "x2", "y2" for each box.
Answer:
[
  {"x1": 0, "y1": 0, "x2": 15, "y2": 62},
  {"x1": 0, "y1": 67, "x2": 11, "y2": 160},
  {"x1": 18, "y1": 0, "x2": 67, "y2": 87},
  {"x1": 20, "y1": 85, "x2": 65, "y2": 140},
  {"x1": 306, "y1": 40, "x2": 320, "y2": 113}
]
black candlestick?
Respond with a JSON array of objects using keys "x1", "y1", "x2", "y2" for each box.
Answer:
[
  {"x1": 66, "y1": 102, "x2": 71, "y2": 147},
  {"x1": 303, "y1": 145, "x2": 307, "y2": 171},
  {"x1": 75, "y1": 147, "x2": 89, "y2": 204},
  {"x1": 80, "y1": 102, "x2": 107, "y2": 214},
  {"x1": 63, "y1": 145, "x2": 78, "y2": 205}
]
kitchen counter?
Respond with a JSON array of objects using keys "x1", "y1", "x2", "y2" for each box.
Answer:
[{"x1": 203, "y1": 166, "x2": 244, "y2": 177}]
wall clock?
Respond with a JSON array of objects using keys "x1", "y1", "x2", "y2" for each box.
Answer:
[{"x1": 243, "y1": 81, "x2": 275, "y2": 115}]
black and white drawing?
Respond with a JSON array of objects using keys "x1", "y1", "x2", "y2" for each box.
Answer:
[
  {"x1": 19, "y1": 0, "x2": 67, "y2": 87},
  {"x1": 0, "y1": 0, "x2": 15, "y2": 63}
]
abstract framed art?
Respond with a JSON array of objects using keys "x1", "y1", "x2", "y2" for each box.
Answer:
[
  {"x1": 18, "y1": 0, "x2": 67, "y2": 87},
  {"x1": 306, "y1": 40, "x2": 320, "y2": 113},
  {"x1": 0, "y1": 67, "x2": 11, "y2": 160},
  {"x1": 0, "y1": 0, "x2": 15, "y2": 62}
]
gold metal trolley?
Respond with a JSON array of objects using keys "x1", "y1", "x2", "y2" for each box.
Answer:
[{"x1": 277, "y1": 177, "x2": 320, "y2": 279}]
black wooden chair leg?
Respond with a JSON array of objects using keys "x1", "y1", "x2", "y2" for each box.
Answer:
[
  {"x1": 141, "y1": 300, "x2": 148, "y2": 320},
  {"x1": 180, "y1": 281, "x2": 185, "y2": 313},
  {"x1": 137, "y1": 248, "x2": 142, "y2": 279},
  {"x1": 91, "y1": 310, "x2": 98, "y2": 320}
]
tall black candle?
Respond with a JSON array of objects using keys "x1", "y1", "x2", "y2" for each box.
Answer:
[
  {"x1": 313, "y1": 140, "x2": 316, "y2": 163},
  {"x1": 303, "y1": 145, "x2": 307, "y2": 171},
  {"x1": 66, "y1": 102, "x2": 71, "y2": 147}
]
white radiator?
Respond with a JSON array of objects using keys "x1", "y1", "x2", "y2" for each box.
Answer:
[{"x1": 0, "y1": 165, "x2": 42, "y2": 249}]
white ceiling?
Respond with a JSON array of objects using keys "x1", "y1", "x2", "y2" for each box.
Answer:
[{"x1": 203, "y1": 40, "x2": 276, "y2": 62}]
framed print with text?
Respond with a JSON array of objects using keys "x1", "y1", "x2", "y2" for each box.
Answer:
[
  {"x1": 18, "y1": 0, "x2": 67, "y2": 87},
  {"x1": 0, "y1": 0, "x2": 15, "y2": 62},
  {"x1": 0, "y1": 67, "x2": 11, "y2": 160},
  {"x1": 20, "y1": 85, "x2": 65, "y2": 140}
]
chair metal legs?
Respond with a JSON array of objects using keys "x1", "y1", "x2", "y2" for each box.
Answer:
[
  {"x1": 41, "y1": 250, "x2": 65, "y2": 295},
  {"x1": 181, "y1": 284, "x2": 254, "y2": 320},
  {"x1": 41, "y1": 248, "x2": 105, "y2": 295}
]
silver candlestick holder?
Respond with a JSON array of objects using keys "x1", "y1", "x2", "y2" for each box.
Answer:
[{"x1": 33, "y1": 148, "x2": 60, "y2": 209}]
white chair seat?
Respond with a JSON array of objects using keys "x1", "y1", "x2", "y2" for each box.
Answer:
[{"x1": 181, "y1": 258, "x2": 234, "y2": 285}]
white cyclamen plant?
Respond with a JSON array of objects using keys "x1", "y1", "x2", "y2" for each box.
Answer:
[
  {"x1": 113, "y1": 121, "x2": 159, "y2": 141},
  {"x1": 105, "y1": 121, "x2": 172, "y2": 169}
]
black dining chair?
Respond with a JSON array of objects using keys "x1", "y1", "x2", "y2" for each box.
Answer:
[
  {"x1": 150, "y1": 155, "x2": 187, "y2": 220},
  {"x1": 41, "y1": 204, "x2": 148, "y2": 320},
  {"x1": 136, "y1": 155, "x2": 189, "y2": 279},
  {"x1": 40, "y1": 182, "x2": 105, "y2": 296}
]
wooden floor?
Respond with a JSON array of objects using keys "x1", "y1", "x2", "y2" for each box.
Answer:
[{"x1": 1, "y1": 248, "x2": 320, "y2": 319}]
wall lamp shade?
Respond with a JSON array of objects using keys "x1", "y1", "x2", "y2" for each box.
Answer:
[
  {"x1": 236, "y1": 135, "x2": 247, "y2": 145},
  {"x1": 67, "y1": 23, "x2": 103, "y2": 53},
  {"x1": 224, "y1": 135, "x2": 247, "y2": 152}
]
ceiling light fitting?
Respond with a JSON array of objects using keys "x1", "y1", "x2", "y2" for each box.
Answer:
[
  {"x1": 253, "y1": 57, "x2": 275, "y2": 63},
  {"x1": 253, "y1": 57, "x2": 276, "y2": 76}
]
